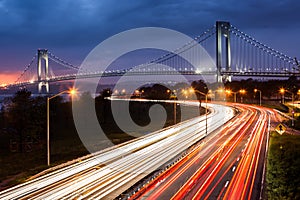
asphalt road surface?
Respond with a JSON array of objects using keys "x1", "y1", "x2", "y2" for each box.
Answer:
[{"x1": 131, "y1": 103, "x2": 280, "y2": 200}]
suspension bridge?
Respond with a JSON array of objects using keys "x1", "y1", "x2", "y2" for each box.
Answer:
[{"x1": 1, "y1": 21, "x2": 298, "y2": 94}]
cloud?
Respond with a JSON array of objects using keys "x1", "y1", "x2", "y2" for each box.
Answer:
[
  {"x1": 0, "y1": 0, "x2": 299, "y2": 73},
  {"x1": 1, "y1": 0, "x2": 299, "y2": 45}
]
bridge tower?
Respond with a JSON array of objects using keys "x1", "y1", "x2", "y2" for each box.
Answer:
[
  {"x1": 37, "y1": 49, "x2": 49, "y2": 94},
  {"x1": 216, "y1": 21, "x2": 231, "y2": 83}
]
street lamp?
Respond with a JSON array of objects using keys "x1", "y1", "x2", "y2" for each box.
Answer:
[
  {"x1": 279, "y1": 88, "x2": 294, "y2": 106},
  {"x1": 169, "y1": 89, "x2": 177, "y2": 124},
  {"x1": 182, "y1": 89, "x2": 188, "y2": 99},
  {"x1": 226, "y1": 90, "x2": 236, "y2": 103},
  {"x1": 280, "y1": 88, "x2": 295, "y2": 126},
  {"x1": 225, "y1": 89, "x2": 246, "y2": 103},
  {"x1": 279, "y1": 88, "x2": 285, "y2": 104},
  {"x1": 239, "y1": 89, "x2": 246, "y2": 103},
  {"x1": 47, "y1": 88, "x2": 77, "y2": 166},
  {"x1": 215, "y1": 88, "x2": 225, "y2": 101},
  {"x1": 189, "y1": 88, "x2": 208, "y2": 135},
  {"x1": 254, "y1": 89, "x2": 262, "y2": 106},
  {"x1": 239, "y1": 89, "x2": 246, "y2": 94},
  {"x1": 225, "y1": 89, "x2": 238, "y2": 103}
]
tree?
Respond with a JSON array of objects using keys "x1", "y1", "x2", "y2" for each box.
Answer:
[
  {"x1": 5, "y1": 89, "x2": 46, "y2": 152},
  {"x1": 147, "y1": 84, "x2": 170, "y2": 100},
  {"x1": 96, "y1": 88, "x2": 112, "y2": 100},
  {"x1": 287, "y1": 76, "x2": 298, "y2": 94},
  {"x1": 191, "y1": 80, "x2": 208, "y2": 107},
  {"x1": 0, "y1": 104, "x2": 5, "y2": 128}
]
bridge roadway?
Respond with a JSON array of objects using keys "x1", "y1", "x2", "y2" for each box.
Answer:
[
  {"x1": 129, "y1": 104, "x2": 280, "y2": 200},
  {"x1": 2, "y1": 69, "x2": 296, "y2": 90},
  {"x1": 0, "y1": 102, "x2": 234, "y2": 200},
  {"x1": 2, "y1": 70, "x2": 215, "y2": 89}
]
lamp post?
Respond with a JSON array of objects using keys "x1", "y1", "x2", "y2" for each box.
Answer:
[
  {"x1": 225, "y1": 90, "x2": 238, "y2": 103},
  {"x1": 225, "y1": 90, "x2": 240, "y2": 103},
  {"x1": 233, "y1": 92, "x2": 237, "y2": 103},
  {"x1": 216, "y1": 88, "x2": 225, "y2": 101},
  {"x1": 279, "y1": 88, "x2": 285, "y2": 104},
  {"x1": 225, "y1": 89, "x2": 246, "y2": 103},
  {"x1": 47, "y1": 88, "x2": 76, "y2": 166},
  {"x1": 254, "y1": 89, "x2": 262, "y2": 106},
  {"x1": 239, "y1": 89, "x2": 246, "y2": 103},
  {"x1": 280, "y1": 88, "x2": 295, "y2": 126},
  {"x1": 170, "y1": 90, "x2": 177, "y2": 124},
  {"x1": 189, "y1": 88, "x2": 208, "y2": 135},
  {"x1": 280, "y1": 88, "x2": 294, "y2": 106}
]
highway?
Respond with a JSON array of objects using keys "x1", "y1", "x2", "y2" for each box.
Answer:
[
  {"x1": 0, "y1": 102, "x2": 234, "y2": 200},
  {"x1": 129, "y1": 103, "x2": 280, "y2": 200}
]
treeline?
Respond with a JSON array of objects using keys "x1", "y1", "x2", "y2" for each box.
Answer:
[
  {"x1": 0, "y1": 90, "x2": 47, "y2": 153},
  {"x1": 0, "y1": 85, "x2": 184, "y2": 154},
  {"x1": 1, "y1": 77, "x2": 299, "y2": 153},
  {"x1": 223, "y1": 76, "x2": 300, "y2": 103}
]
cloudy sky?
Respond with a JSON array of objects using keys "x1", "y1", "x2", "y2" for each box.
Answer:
[{"x1": 0, "y1": 0, "x2": 300, "y2": 84}]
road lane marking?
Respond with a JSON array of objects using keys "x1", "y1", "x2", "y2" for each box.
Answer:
[
  {"x1": 224, "y1": 181, "x2": 229, "y2": 188},
  {"x1": 232, "y1": 166, "x2": 236, "y2": 172}
]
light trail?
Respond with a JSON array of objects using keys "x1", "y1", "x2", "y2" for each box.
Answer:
[
  {"x1": 131, "y1": 105, "x2": 250, "y2": 199},
  {"x1": 223, "y1": 107, "x2": 270, "y2": 199},
  {"x1": 170, "y1": 106, "x2": 257, "y2": 200},
  {"x1": 0, "y1": 102, "x2": 234, "y2": 200},
  {"x1": 133, "y1": 103, "x2": 279, "y2": 200}
]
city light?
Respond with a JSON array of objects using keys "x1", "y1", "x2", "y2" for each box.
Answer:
[
  {"x1": 217, "y1": 88, "x2": 224, "y2": 93},
  {"x1": 279, "y1": 88, "x2": 285, "y2": 94},
  {"x1": 225, "y1": 89, "x2": 232, "y2": 94},
  {"x1": 182, "y1": 89, "x2": 188, "y2": 95},
  {"x1": 69, "y1": 88, "x2": 77, "y2": 96},
  {"x1": 239, "y1": 89, "x2": 246, "y2": 94}
]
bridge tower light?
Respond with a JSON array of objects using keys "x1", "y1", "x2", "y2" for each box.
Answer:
[
  {"x1": 37, "y1": 49, "x2": 49, "y2": 94},
  {"x1": 216, "y1": 21, "x2": 231, "y2": 83}
]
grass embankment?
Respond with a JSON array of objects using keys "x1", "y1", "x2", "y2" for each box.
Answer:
[
  {"x1": 267, "y1": 131, "x2": 300, "y2": 199},
  {"x1": 261, "y1": 103, "x2": 289, "y2": 113}
]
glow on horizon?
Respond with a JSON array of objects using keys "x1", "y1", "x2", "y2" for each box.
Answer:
[{"x1": 0, "y1": 72, "x2": 20, "y2": 85}]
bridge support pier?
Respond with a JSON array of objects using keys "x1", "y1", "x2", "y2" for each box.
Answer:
[
  {"x1": 216, "y1": 21, "x2": 231, "y2": 83},
  {"x1": 37, "y1": 49, "x2": 49, "y2": 94}
]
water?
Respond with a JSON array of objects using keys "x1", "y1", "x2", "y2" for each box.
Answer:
[{"x1": 0, "y1": 94, "x2": 13, "y2": 108}]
